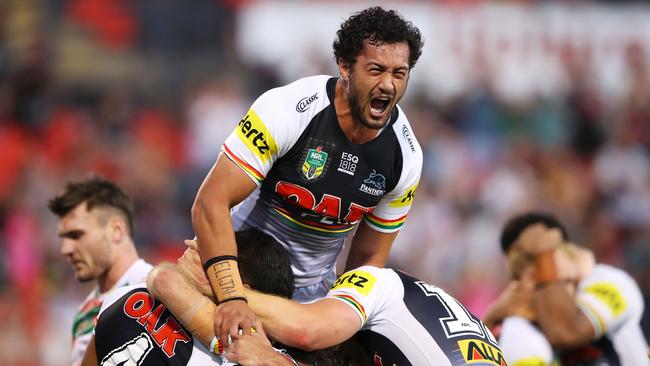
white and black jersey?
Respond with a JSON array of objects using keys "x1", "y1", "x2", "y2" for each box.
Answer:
[
  {"x1": 326, "y1": 266, "x2": 507, "y2": 366},
  {"x1": 94, "y1": 285, "x2": 227, "y2": 366},
  {"x1": 94, "y1": 285, "x2": 298, "y2": 366},
  {"x1": 222, "y1": 76, "x2": 422, "y2": 290}
]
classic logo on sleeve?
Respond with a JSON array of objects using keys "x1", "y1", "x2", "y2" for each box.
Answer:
[
  {"x1": 389, "y1": 183, "x2": 418, "y2": 208},
  {"x1": 236, "y1": 109, "x2": 277, "y2": 162},
  {"x1": 584, "y1": 282, "x2": 627, "y2": 317},
  {"x1": 458, "y1": 339, "x2": 507, "y2": 366},
  {"x1": 331, "y1": 270, "x2": 377, "y2": 296}
]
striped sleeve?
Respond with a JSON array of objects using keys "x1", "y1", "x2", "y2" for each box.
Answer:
[
  {"x1": 363, "y1": 113, "x2": 422, "y2": 233},
  {"x1": 326, "y1": 266, "x2": 383, "y2": 327},
  {"x1": 576, "y1": 271, "x2": 632, "y2": 338}
]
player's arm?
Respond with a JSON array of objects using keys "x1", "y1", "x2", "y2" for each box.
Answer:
[
  {"x1": 246, "y1": 289, "x2": 361, "y2": 351},
  {"x1": 346, "y1": 144, "x2": 421, "y2": 270},
  {"x1": 515, "y1": 225, "x2": 596, "y2": 348},
  {"x1": 533, "y1": 280, "x2": 595, "y2": 348},
  {"x1": 345, "y1": 222, "x2": 397, "y2": 270},
  {"x1": 193, "y1": 154, "x2": 261, "y2": 343},
  {"x1": 80, "y1": 335, "x2": 98, "y2": 366}
]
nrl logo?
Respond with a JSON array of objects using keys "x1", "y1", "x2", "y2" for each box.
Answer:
[{"x1": 302, "y1": 146, "x2": 328, "y2": 180}]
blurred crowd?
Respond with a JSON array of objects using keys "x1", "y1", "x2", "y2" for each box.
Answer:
[{"x1": 1, "y1": 1, "x2": 649, "y2": 365}]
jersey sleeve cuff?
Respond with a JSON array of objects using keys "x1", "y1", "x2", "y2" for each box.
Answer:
[
  {"x1": 330, "y1": 294, "x2": 367, "y2": 326},
  {"x1": 222, "y1": 144, "x2": 265, "y2": 186},
  {"x1": 577, "y1": 300, "x2": 607, "y2": 337},
  {"x1": 362, "y1": 213, "x2": 407, "y2": 233}
]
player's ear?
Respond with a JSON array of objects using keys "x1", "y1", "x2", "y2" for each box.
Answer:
[
  {"x1": 338, "y1": 58, "x2": 350, "y2": 81},
  {"x1": 109, "y1": 216, "x2": 127, "y2": 244}
]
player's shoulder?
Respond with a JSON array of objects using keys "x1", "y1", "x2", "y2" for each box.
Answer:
[
  {"x1": 390, "y1": 105, "x2": 423, "y2": 163},
  {"x1": 122, "y1": 259, "x2": 153, "y2": 284},
  {"x1": 332, "y1": 266, "x2": 397, "y2": 293},
  {"x1": 99, "y1": 283, "x2": 147, "y2": 317},
  {"x1": 583, "y1": 264, "x2": 641, "y2": 294},
  {"x1": 579, "y1": 263, "x2": 644, "y2": 315},
  {"x1": 500, "y1": 316, "x2": 554, "y2": 365},
  {"x1": 255, "y1": 75, "x2": 332, "y2": 112}
]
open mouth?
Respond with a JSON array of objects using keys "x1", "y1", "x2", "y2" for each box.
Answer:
[{"x1": 370, "y1": 97, "x2": 390, "y2": 117}]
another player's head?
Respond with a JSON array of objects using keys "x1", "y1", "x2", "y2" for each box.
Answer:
[
  {"x1": 48, "y1": 176, "x2": 137, "y2": 283},
  {"x1": 235, "y1": 229, "x2": 294, "y2": 298},
  {"x1": 500, "y1": 212, "x2": 593, "y2": 281},
  {"x1": 500, "y1": 212, "x2": 570, "y2": 255},
  {"x1": 333, "y1": 6, "x2": 423, "y2": 130}
]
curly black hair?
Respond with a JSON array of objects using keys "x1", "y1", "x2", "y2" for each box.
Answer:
[
  {"x1": 500, "y1": 212, "x2": 570, "y2": 254},
  {"x1": 333, "y1": 7, "x2": 423, "y2": 69}
]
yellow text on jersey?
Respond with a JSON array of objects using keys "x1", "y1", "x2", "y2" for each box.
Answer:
[
  {"x1": 331, "y1": 270, "x2": 377, "y2": 296},
  {"x1": 584, "y1": 282, "x2": 627, "y2": 317},
  {"x1": 236, "y1": 109, "x2": 277, "y2": 162},
  {"x1": 458, "y1": 339, "x2": 507, "y2": 366},
  {"x1": 389, "y1": 183, "x2": 418, "y2": 208}
]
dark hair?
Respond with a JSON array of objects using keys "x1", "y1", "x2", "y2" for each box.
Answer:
[
  {"x1": 48, "y1": 176, "x2": 135, "y2": 235},
  {"x1": 500, "y1": 212, "x2": 570, "y2": 254},
  {"x1": 277, "y1": 344, "x2": 341, "y2": 366},
  {"x1": 235, "y1": 229, "x2": 294, "y2": 299},
  {"x1": 333, "y1": 6, "x2": 423, "y2": 69}
]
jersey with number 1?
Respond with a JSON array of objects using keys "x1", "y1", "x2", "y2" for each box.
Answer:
[
  {"x1": 327, "y1": 266, "x2": 507, "y2": 366},
  {"x1": 222, "y1": 75, "x2": 422, "y2": 288}
]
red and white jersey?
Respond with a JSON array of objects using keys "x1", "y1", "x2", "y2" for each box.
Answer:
[
  {"x1": 567, "y1": 264, "x2": 649, "y2": 366},
  {"x1": 499, "y1": 316, "x2": 556, "y2": 366},
  {"x1": 70, "y1": 259, "x2": 152, "y2": 366},
  {"x1": 326, "y1": 266, "x2": 507, "y2": 366},
  {"x1": 222, "y1": 75, "x2": 422, "y2": 289}
]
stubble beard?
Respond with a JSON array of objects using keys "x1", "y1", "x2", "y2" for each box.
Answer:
[{"x1": 348, "y1": 81, "x2": 388, "y2": 130}]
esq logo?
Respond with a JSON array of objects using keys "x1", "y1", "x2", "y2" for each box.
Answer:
[
  {"x1": 338, "y1": 152, "x2": 358, "y2": 176},
  {"x1": 123, "y1": 291, "x2": 191, "y2": 358},
  {"x1": 237, "y1": 109, "x2": 277, "y2": 161},
  {"x1": 296, "y1": 93, "x2": 318, "y2": 112}
]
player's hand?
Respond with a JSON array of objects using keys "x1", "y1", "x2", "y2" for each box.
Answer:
[
  {"x1": 214, "y1": 300, "x2": 265, "y2": 349},
  {"x1": 227, "y1": 332, "x2": 296, "y2": 366},
  {"x1": 484, "y1": 279, "x2": 534, "y2": 329},
  {"x1": 514, "y1": 224, "x2": 563, "y2": 257},
  {"x1": 177, "y1": 242, "x2": 212, "y2": 297}
]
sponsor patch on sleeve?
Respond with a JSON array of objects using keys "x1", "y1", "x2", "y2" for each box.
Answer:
[
  {"x1": 388, "y1": 183, "x2": 418, "y2": 208},
  {"x1": 584, "y1": 282, "x2": 627, "y2": 317},
  {"x1": 236, "y1": 109, "x2": 277, "y2": 162},
  {"x1": 458, "y1": 339, "x2": 507, "y2": 366},
  {"x1": 331, "y1": 270, "x2": 377, "y2": 296}
]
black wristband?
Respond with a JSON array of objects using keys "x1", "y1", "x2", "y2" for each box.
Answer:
[
  {"x1": 219, "y1": 296, "x2": 248, "y2": 304},
  {"x1": 203, "y1": 255, "x2": 238, "y2": 272}
]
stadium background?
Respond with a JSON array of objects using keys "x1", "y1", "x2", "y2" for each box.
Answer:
[{"x1": 1, "y1": 0, "x2": 649, "y2": 364}]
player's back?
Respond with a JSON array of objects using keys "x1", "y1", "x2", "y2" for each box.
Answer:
[
  {"x1": 95, "y1": 284, "x2": 230, "y2": 366},
  {"x1": 327, "y1": 266, "x2": 506, "y2": 366}
]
